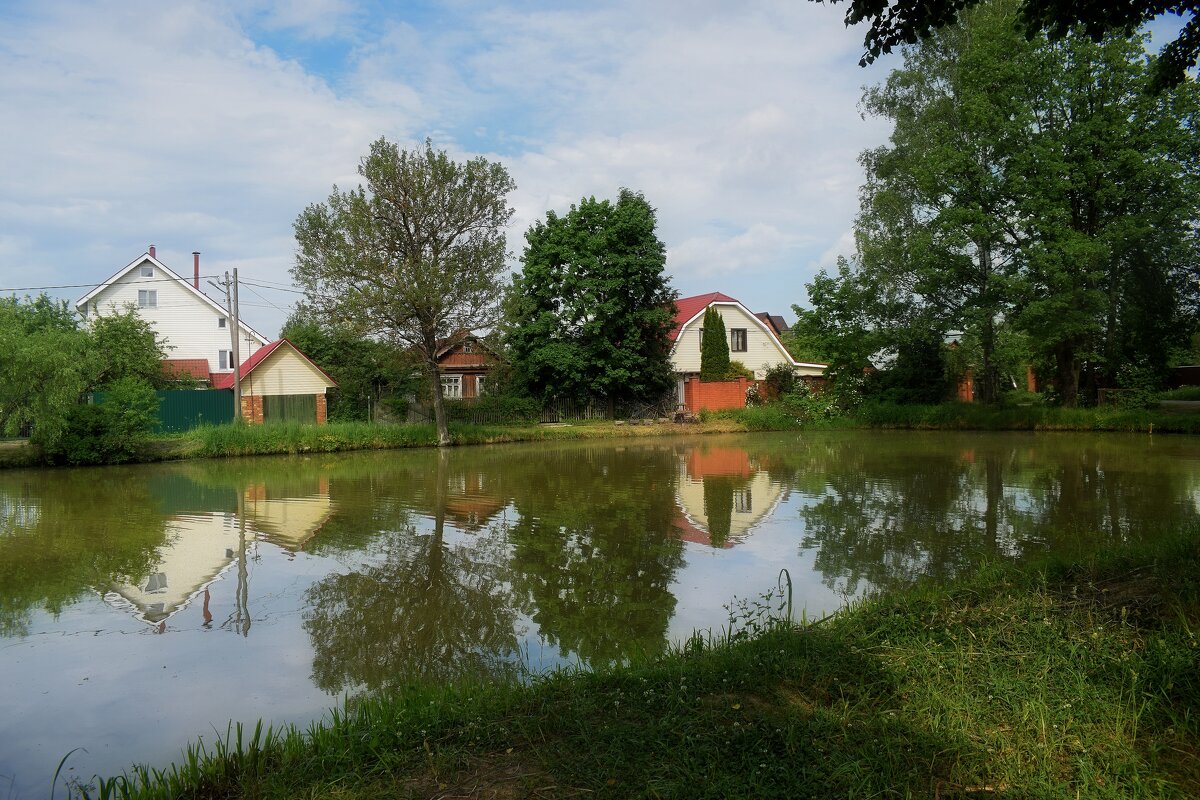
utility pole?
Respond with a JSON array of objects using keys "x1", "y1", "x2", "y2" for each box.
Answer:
[{"x1": 211, "y1": 271, "x2": 243, "y2": 420}]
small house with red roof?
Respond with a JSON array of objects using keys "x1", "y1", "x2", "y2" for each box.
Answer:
[
  {"x1": 213, "y1": 339, "x2": 338, "y2": 424},
  {"x1": 668, "y1": 292, "x2": 826, "y2": 410}
]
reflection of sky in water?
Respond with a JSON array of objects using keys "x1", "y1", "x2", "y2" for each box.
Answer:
[{"x1": 3, "y1": 431, "x2": 1200, "y2": 797}]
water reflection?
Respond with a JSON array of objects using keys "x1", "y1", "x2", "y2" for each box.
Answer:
[
  {"x1": 2, "y1": 433, "x2": 1199, "y2": 797},
  {"x1": 674, "y1": 444, "x2": 787, "y2": 547}
]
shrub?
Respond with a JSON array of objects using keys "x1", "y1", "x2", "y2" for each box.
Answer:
[
  {"x1": 762, "y1": 363, "x2": 796, "y2": 397},
  {"x1": 41, "y1": 378, "x2": 159, "y2": 465},
  {"x1": 699, "y1": 307, "x2": 730, "y2": 381}
]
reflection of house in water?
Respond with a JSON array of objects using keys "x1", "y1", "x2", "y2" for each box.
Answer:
[
  {"x1": 444, "y1": 468, "x2": 506, "y2": 532},
  {"x1": 673, "y1": 446, "x2": 786, "y2": 548},
  {"x1": 104, "y1": 512, "x2": 247, "y2": 626},
  {"x1": 103, "y1": 479, "x2": 334, "y2": 628},
  {"x1": 243, "y1": 477, "x2": 334, "y2": 551}
]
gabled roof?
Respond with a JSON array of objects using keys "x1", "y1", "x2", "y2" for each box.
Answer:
[
  {"x1": 435, "y1": 330, "x2": 501, "y2": 359},
  {"x1": 75, "y1": 250, "x2": 269, "y2": 347},
  {"x1": 212, "y1": 339, "x2": 338, "y2": 390},
  {"x1": 669, "y1": 292, "x2": 738, "y2": 342},
  {"x1": 669, "y1": 291, "x2": 826, "y2": 370}
]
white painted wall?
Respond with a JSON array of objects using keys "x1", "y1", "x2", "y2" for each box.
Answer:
[
  {"x1": 670, "y1": 302, "x2": 824, "y2": 379},
  {"x1": 79, "y1": 256, "x2": 268, "y2": 372}
]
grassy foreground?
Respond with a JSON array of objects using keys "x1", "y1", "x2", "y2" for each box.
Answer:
[{"x1": 77, "y1": 533, "x2": 1199, "y2": 799}]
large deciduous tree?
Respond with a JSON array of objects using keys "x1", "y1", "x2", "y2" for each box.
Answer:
[
  {"x1": 822, "y1": 0, "x2": 1200, "y2": 92},
  {"x1": 808, "y1": 0, "x2": 1200, "y2": 405},
  {"x1": 504, "y1": 189, "x2": 678, "y2": 406},
  {"x1": 293, "y1": 138, "x2": 515, "y2": 445}
]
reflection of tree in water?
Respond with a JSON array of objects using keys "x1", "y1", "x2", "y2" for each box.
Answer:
[
  {"x1": 302, "y1": 450, "x2": 520, "y2": 693},
  {"x1": 0, "y1": 469, "x2": 171, "y2": 638},
  {"x1": 505, "y1": 444, "x2": 685, "y2": 667},
  {"x1": 791, "y1": 434, "x2": 1200, "y2": 596},
  {"x1": 702, "y1": 476, "x2": 737, "y2": 547}
]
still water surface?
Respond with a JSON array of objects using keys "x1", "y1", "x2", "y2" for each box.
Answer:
[{"x1": 1, "y1": 431, "x2": 1197, "y2": 795}]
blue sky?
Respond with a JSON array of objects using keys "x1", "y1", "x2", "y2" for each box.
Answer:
[{"x1": 0, "y1": 1, "x2": 1179, "y2": 338}]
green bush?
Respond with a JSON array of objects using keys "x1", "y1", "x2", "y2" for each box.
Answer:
[{"x1": 41, "y1": 379, "x2": 159, "y2": 465}]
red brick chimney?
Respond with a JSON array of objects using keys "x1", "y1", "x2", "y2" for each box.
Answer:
[
  {"x1": 148, "y1": 244, "x2": 156, "y2": 259},
  {"x1": 193, "y1": 252, "x2": 200, "y2": 289}
]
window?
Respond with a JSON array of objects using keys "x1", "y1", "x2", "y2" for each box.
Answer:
[
  {"x1": 730, "y1": 328, "x2": 748, "y2": 352},
  {"x1": 143, "y1": 572, "x2": 168, "y2": 593},
  {"x1": 475, "y1": 375, "x2": 486, "y2": 396},
  {"x1": 219, "y1": 350, "x2": 234, "y2": 370},
  {"x1": 463, "y1": 340, "x2": 474, "y2": 354},
  {"x1": 218, "y1": 317, "x2": 226, "y2": 328},
  {"x1": 441, "y1": 375, "x2": 462, "y2": 398},
  {"x1": 140, "y1": 265, "x2": 153, "y2": 277},
  {"x1": 137, "y1": 289, "x2": 157, "y2": 307},
  {"x1": 733, "y1": 488, "x2": 753, "y2": 513}
]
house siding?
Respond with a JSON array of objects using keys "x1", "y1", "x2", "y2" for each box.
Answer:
[
  {"x1": 82, "y1": 257, "x2": 266, "y2": 372},
  {"x1": 672, "y1": 303, "x2": 819, "y2": 379},
  {"x1": 243, "y1": 348, "x2": 334, "y2": 396}
]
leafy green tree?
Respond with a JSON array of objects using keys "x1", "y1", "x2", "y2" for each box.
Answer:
[
  {"x1": 293, "y1": 138, "x2": 516, "y2": 446},
  {"x1": 814, "y1": 3, "x2": 1200, "y2": 406},
  {"x1": 825, "y1": 0, "x2": 1200, "y2": 92},
  {"x1": 89, "y1": 306, "x2": 169, "y2": 389},
  {"x1": 699, "y1": 306, "x2": 730, "y2": 381},
  {"x1": 282, "y1": 308, "x2": 417, "y2": 421},
  {"x1": 0, "y1": 295, "x2": 90, "y2": 446},
  {"x1": 45, "y1": 377, "x2": 160, "y2": 465},
  {"x1": 504, "y1": 189, "x2": 678, "y2": 405}
]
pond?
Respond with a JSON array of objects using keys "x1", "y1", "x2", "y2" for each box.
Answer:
[{"x1": 1, "y1": 430, "x2": 1197, "y2": 796}]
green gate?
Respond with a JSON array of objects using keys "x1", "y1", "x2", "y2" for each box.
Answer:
[{"x1": 262, "y1": 394, "x2": 317, "y2": 423}]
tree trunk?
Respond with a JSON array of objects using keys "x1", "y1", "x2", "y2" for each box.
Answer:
[
  {"x1": 979, "y1": 311, "x2": 999, "y2": 404},
  {"x1": 1054, "y1": 341, "x2": 1080, "y2": 407},
  {"x1": 428, "y1": 358, "x2": 451, "y2": 447}
]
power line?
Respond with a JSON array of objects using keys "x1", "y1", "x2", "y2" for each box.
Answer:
[
  {"x1": 239, "y1": 279, "x2": 307, "y2": 295},
  {"x1": 0, "y1": 275, "x2": 226, "y2": 293}
]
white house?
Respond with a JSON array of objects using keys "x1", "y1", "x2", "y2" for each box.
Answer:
[
  {"x1": 75, "y1": 246, "x2": 269, "y2": 380},
  {"x1": 668, "y1": 292, "x2": 826, "y2": 402}
]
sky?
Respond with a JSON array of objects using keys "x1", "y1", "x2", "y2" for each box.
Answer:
[{"x1": 0, "y1": 1, "x2": 910, "y2": 337}]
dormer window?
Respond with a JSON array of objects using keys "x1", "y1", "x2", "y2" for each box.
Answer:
[{"x1": 140, "y1": 265, "x2": 153, "y2": 277}]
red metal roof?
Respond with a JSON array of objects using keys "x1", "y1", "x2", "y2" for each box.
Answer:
[
  {"x1": 669, "y1": 292, "x2": 739, "y2": 342},
  {"x1": 211, "y1": 339, "x2": 338, "y2": 390},
  {"x1": 161, "y1": 359, "x2": 211, "y2": 381}
]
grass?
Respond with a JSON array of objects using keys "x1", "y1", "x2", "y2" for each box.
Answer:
[
  {"x1": 73, "y1": 532, "x2": 1200, "y2": 799},
  {"x1": 4, "y1": 398, "x2": 1199, "y2": 471}
]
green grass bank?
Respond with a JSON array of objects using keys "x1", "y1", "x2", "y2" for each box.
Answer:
[
  {"x1": 3, "y1": 402, "x2": 1197, "y2": 470},
  {"x1": 76, "y1": 532, "x2": 1200, "y2": 799}
]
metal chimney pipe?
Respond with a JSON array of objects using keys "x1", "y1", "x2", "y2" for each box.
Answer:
[
  {"x1": 149, "y1": 244, "x2": 156, "y2": 259},
  {"x1": 193, "y1": 252, "x2": 200, "y2": 289}
]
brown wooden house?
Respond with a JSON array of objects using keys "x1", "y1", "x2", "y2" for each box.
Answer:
[{"x1": 435, "y1": 333, "x2": 499, "y2": 399}]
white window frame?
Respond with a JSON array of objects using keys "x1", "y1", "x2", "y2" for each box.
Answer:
[
  {"x1": 440, "y1": 374, "x2": 462, "y2": 399},
  {"x1": 219, "y1": 350, "x2": 234, "y2": 370},
  {"x1": 733, "y1": 488, "x2": 753, "y2": 513},
  {"x1": 140, "y1": 265, "x2": 153, "y2": 277},
  {"x1": 138, "y1": 289, "x2": 157, "y2": 308},
  {"x1": 475, "y1": 375, "x2": 485, "y2": 396}
]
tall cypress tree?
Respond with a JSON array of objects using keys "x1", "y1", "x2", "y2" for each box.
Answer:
[{"x1": 699, "y1": 306, "x2": 730, "y2": 381}]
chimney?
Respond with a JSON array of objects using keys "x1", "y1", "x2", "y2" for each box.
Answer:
[
  {"x1": 148, "y1": 244, "x2": 156, "y2": 259},
  {"x1": 193, "y1": 251, "x2": 200, "y2": 289}
]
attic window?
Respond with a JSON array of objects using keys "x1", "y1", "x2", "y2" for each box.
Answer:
[
  {"x1": 138, "y1": 289, "x2": 157, "y2": 308},
  {"x1": 463, "y1": 340, "x2": 474, "y2": 354},
  {"x1": 218, "y1": 318, "x2": 226, "y2": 328},
  {"x1": 140, "y1": 265, "x2": 153, "y2": 277}
]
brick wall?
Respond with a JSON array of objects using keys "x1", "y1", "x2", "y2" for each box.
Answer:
[
  {"x1": 240, "y1": 394, "x2": 264, "y2": 423},
  {"x1": 684, "y1": 376, "x2": 748, "y2": 412},
  {"x1": 316, "y1": 393, "x2": 327, "y2": 425}
]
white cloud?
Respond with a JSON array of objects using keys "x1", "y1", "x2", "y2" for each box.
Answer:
[{"x1": 0, "y1": 0, "x2": 893, "y2": 335}]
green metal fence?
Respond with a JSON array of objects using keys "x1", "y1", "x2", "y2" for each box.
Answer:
[{"x1": 95, "y1": 389, "x2": 235, "y2": 433}]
